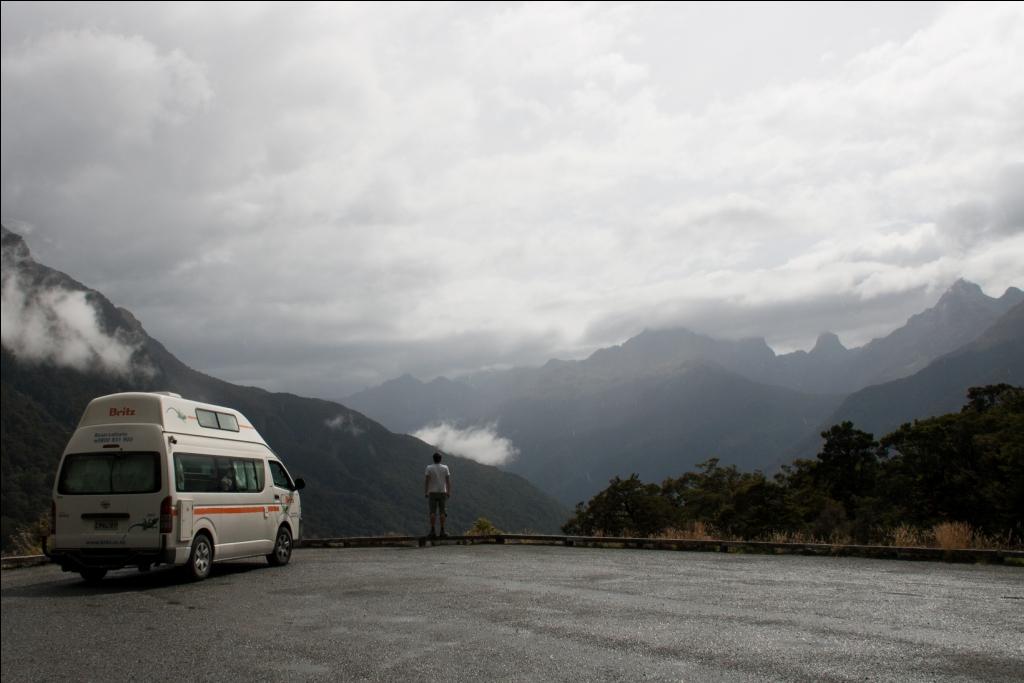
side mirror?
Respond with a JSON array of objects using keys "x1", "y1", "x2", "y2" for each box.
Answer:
[{"x1": 293, "y1": 477, "x2": 306, "y2": 491}]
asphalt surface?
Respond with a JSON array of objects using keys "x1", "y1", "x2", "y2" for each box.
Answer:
[{"x1": 2, "y1": 545, "x2": 1022, "y2": 682}]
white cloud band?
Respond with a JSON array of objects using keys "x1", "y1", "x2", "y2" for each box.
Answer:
[{"x1": 412, "y1": 422, "x2": 519, "y2": 467}]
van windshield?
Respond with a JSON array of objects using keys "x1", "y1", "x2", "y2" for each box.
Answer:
[{"x1": 58, "y1": 452, "x2": 161, "y2": 495}]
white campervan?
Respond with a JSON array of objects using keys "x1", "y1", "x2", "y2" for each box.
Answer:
[{"x1": 47, "y1": 392, "x2": 305, "y2": 583}]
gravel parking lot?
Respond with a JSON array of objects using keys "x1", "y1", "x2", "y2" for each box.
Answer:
[{"x1": 3, "y1": 545, "x2": 1022, "y2": 681}]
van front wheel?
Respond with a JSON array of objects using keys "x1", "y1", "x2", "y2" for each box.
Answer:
[
  {"x1": 267, "y1": 526, "x2": 292, "y2": 566},
  {"x1": 185, "y1": 533, "x2": 213, "y2": 581}
]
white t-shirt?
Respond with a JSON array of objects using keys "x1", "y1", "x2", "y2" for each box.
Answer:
[{"x1": 425, "y1": 463, "x2": 450, "y2": 493}]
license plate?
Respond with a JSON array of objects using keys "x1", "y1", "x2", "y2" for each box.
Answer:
[{"x1": 94, "y1": 519, "x2": 118, "y2": 531}]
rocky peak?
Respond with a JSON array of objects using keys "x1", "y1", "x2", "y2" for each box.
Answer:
[
  {"x1": 809, "y1": 332, "x2": 847, "y2": 357},
  {"x1": 937, "y1": 278, "x2": 987, "y2": 307},
  {"x1": 1, "y1": 225, "x2": 33, "y2": 263},
  {"x1": 998, "y1": 286, "x2": 1024, "y2": 306},
  {"x1": 923, "y1": 279, "x2": 1023, "y2": 324},
  {"x1": 387, "y1": 373, "x2": 423, "y2": 388},
  {"x1": 735, "y1": 336, "x2": 776, "y2": 361}
]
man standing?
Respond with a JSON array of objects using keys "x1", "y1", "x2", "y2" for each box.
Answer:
[{"x1": 424, "y1": 452, "x2": 451, "y2": 538}]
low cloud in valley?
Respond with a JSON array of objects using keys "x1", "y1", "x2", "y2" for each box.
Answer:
[{"x1": 413, "y1": 422, "x2": 519, "y2": 467}]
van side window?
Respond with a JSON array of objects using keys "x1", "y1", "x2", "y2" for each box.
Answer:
[
  {"x1": 216, "y1": 413, "x2": 239, "y2": 431},
  {"x1": 230, "y1": 458, "x2": 264, "y2": 492},
  {"x1": 195, "y1": 409, "x2": 241, "y2": 432},
  {"x1": 216, "y1": 458, "x2": 237, "y2": 491},
  {"x1": 268, "y1": 461, "x2": 293, "y2": 489},
  {"x1": 195, "y1": 409, "x2": 219, "y2": 429},
  {"x1": 251, "y1": 459, "x2": 265, "y2": 490},
  {"x1": 174, "y1": 455, "x2": 185, "y2": 491},
  {"x1": 174, "y1": 453, "x2": 265, "y2": 493},
  {"x1": 175, "y1": 453, "x2": 218, "y2": 492}
]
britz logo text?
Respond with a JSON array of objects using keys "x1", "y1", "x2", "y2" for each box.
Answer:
[{"x1": 109, "y1": 407, "x2": 136, "y2": 417}]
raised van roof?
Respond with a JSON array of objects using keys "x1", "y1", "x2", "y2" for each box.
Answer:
[{"x1": 77, "y1": 392, "x2": 269, "y2": 445}]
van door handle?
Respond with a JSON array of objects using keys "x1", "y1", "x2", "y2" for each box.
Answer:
[{"x1": 274, "y1": 495, "x2": 281, "y2": 500}]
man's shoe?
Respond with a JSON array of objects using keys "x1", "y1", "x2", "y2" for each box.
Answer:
[
  {"x1": 428, "y1": 530, "x2": 437, "y2": 539},
  {"x1": 439, "y1": 531, "x2": 449, "y2": 538}
]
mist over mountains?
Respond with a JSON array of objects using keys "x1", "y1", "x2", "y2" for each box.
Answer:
[
  {"x1": 2, "y1": 220, "x2": 1021, "y2": 541},
  {"x1": 0, "y1": 226, "x2": 567, "y2": 547},
  {"x1": 822, "y1": 301, "x2": 1024, "y2": 439},
  {"x1": 348, "y1": 278, "x2": 1023, "y2": 505}
]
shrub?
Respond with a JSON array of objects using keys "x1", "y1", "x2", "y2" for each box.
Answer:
[
  {"x1": 465, "y1": 517, "x2": 501, "y2": 536},
  {"x1": 655, "y1": 521, "x2": 715, "y2": 540},
  {"x1": 4, "y1": 512, "x2": 49, "y2": 557},
  {"x1": 888, "y1": 524, "x2": 925, "y2": 547},
  {"x1": 810, "y1": 499, "x2": 850, "y2": 540},
  {"x1": 764, "y1": 530, "x2": 821, "y2": 544},
  {"x1": 932, "y1": 521, "x2": 974, "y2": 549},
  {"x1": 562, "y1": 474, "x2": 675, "y2": 537}
]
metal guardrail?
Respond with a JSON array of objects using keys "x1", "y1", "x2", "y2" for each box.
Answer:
[
  {"x1": 298, "y1": 533, "x2": 1024, "y2": 564},
  {"x1": 5, "y1": 536, "x2": 1021, "y2": 569}
]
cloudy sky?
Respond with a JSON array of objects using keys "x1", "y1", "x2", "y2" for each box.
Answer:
[{"x1": 2, "y1": 1, "x2": 1023, "y2": 400}]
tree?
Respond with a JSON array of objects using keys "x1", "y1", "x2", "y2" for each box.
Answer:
[
  {"x1": 562, "y1": 474, "x2": 675, "y2": 537},
  {"x1": 562, "y1": 386, "x2": 1024, "y2": 546},
  {"x1": 813, "y1": 422, "x2": 880, "y2": 518},
  {"x1": 964, "y1": 383, "x2": 1017, "y2": 413},
  {"x1": 880, "y1": 385, "x2": 1024, "y2": 535},
  {"x1": 661, "y1": 459, "x2": 786, "y2": 538}
]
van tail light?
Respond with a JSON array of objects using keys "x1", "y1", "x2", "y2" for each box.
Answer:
[{"x1": 160, "y1": 496, "x2": 173, "y2": 533}]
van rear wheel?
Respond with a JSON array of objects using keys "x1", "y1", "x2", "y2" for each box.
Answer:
[
  {"x1": 267, "y1": 526, "x2": 292, "y2": 566},
  {"x1": 185, "y1": 533, "x2": 213, "y2": 581},
  {"x1": 79, "y1": 568, "x2": 107, "y2": 583}
]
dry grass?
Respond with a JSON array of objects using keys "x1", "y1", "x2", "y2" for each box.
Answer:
[
  {"x1": 932, "y1": 521, "x2": 974, "y2": 550},
  {"x1": 584, "y1": 519, "x2": 1018, "y2": 550},
  {"x1": 654, "y1": 521, "x2": 716, "y2": 541},
  {"x1": 465, "y1": 517, "x2": 502, "y2": 536},
  {"x1": 4, "y1": 529, "x2": 43, "y2": 557},
  {"x1": 827, "y1": 531, "x2": 853, "y2": 545},
  {"x1": 888, "y1": 524, "x2": 927, "y2": 548},
  {"x1": 763, "y1": 530, "x2": 827, "y2": 544},
  {"x1": 2, "y1": 512, "x2": 49, "y2": 557}
]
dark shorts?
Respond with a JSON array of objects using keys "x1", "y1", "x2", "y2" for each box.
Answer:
[{"x1": 428, "y1": 492, "x2": 448, "y2": 516}]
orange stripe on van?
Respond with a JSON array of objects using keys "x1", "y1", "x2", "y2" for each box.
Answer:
[{"x1": 194, "y1": 506, "x2": 281, "y2": 515}]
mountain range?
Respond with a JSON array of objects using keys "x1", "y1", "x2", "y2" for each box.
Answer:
[
  {"x1": 821, "y1": 300, "x2": 1024, "y2": 438},
  {"x1": 347, "y1": 280, "x2": 1023, "y2": 505},
  {"x1": 3, "y1": 220, "x2": 1021, "y2": 543},
  {"x1": 0, "y1": 226, "x2": 568, "y2": 548}
]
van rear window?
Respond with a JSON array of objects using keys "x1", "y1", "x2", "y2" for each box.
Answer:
[{"x1": 58, "y1": 452, "x2": 161, "y2": 495}]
